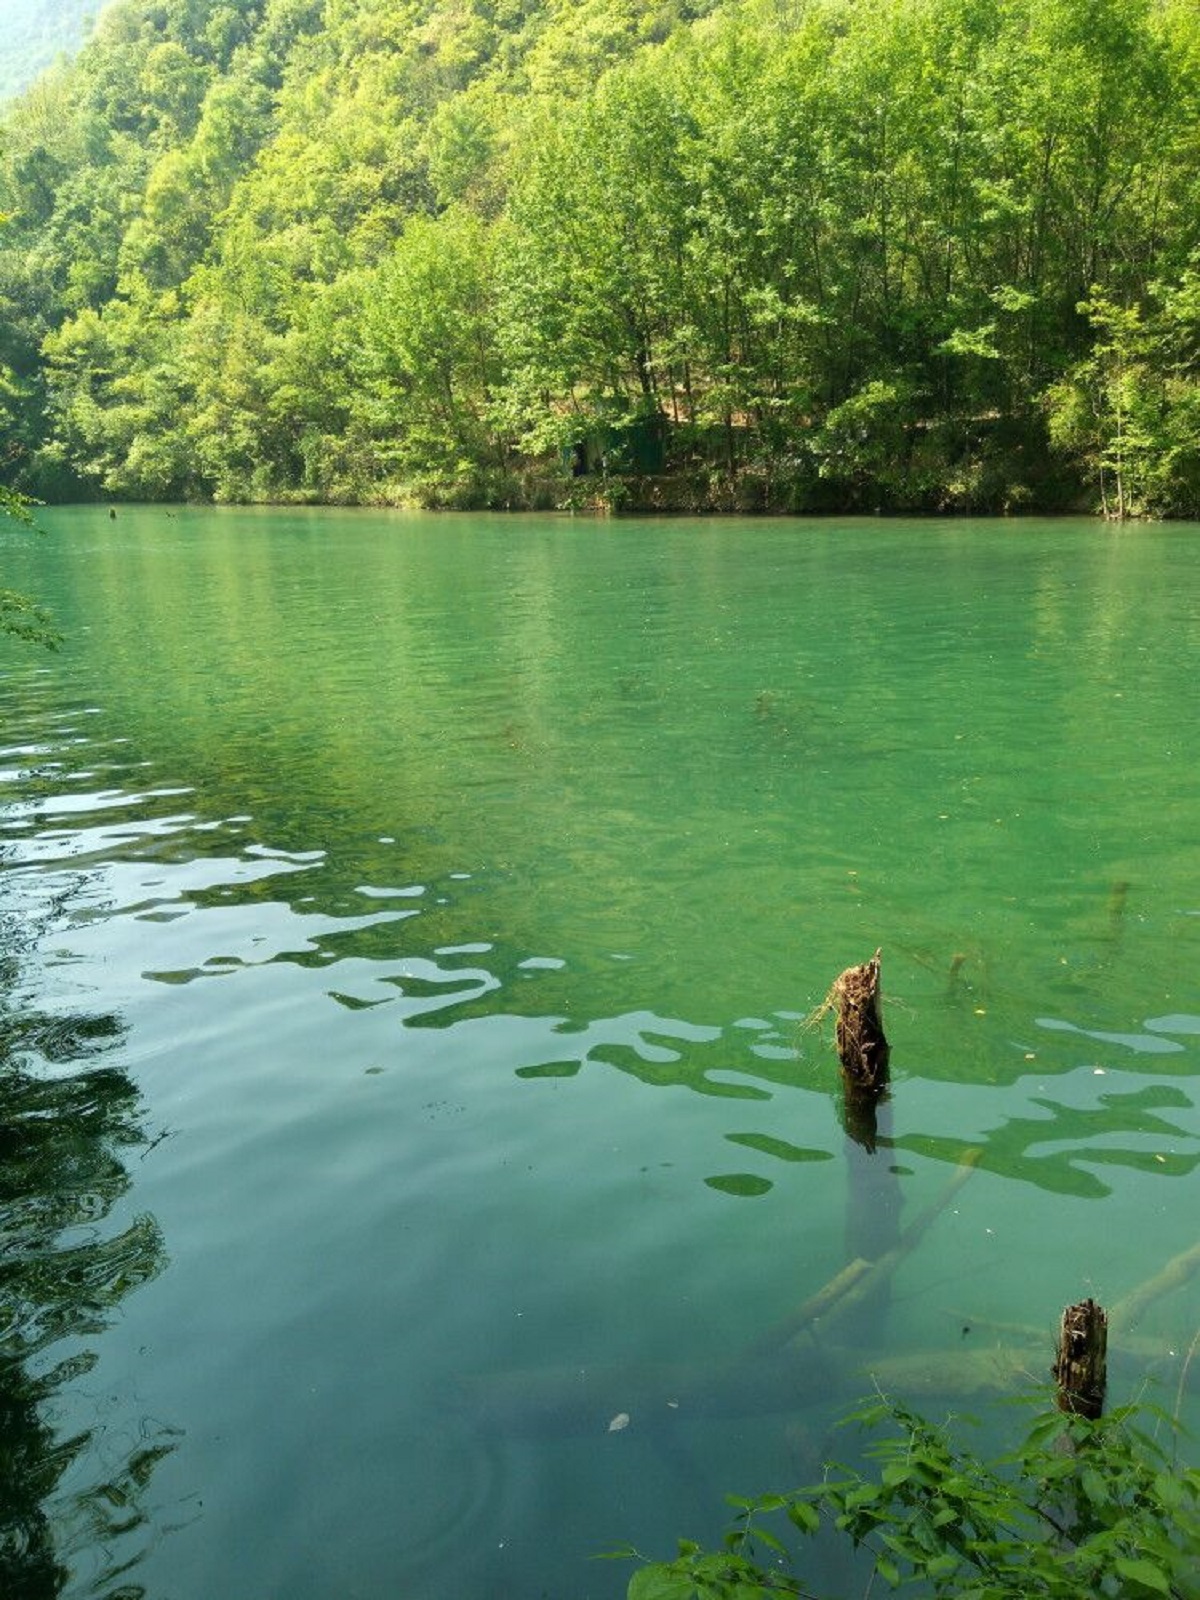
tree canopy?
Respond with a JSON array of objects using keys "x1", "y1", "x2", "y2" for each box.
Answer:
[{"x1": 3, "y1": 0, "x2": 1200, "y2": 515}]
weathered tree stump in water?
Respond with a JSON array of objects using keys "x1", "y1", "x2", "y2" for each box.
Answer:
[
  {"x1": 1054, "y1": 1297, "x2": 1108, "y2": 1418},
  {"x1": 835, "y1": 950, "x2": 889, "y2": 1086},
  {"x1": 809, "y1": 949, "x2": 890, "y2": 1090}
]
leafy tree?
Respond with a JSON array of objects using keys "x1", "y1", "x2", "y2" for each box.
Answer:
[
  {"x1": 354, "y1": 207, "x2": 513, "y2": 500},
  {"x1": 41, "y1": 292, "x2": 197, "y2": 499},
  {"x1": 1047, "y1": 275, "x2": 1200, "y2": 518},
  {"x1": 0, "y1": 487, "x2": 59, "y2": 646}
]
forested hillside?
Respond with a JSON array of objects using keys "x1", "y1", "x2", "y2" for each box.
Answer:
[
  {"x1": 3, "y1": 0, "x2": 1200, "y2": 515},
  {"x1": 0, "y1": 0, "x2": 97, "y2": 102}
]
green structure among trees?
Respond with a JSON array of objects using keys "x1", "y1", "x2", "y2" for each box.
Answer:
[{"x1": 3, "y1": 0, "x2": 1200, "y2": 515}]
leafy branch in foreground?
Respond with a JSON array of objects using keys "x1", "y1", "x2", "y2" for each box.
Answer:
[
  {"x1": 1, "y1": 586, "x2": 60, "y2": 646},
  {"x1": 619, "y1": 1398, "x2": 1200, "y2": 1600},
  {"x1": 1, "y1": 486, "x2": 60, "y2": 647}
]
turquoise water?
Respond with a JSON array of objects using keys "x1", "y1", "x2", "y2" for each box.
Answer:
[{"x1": 1, "y1": 508, "x2": 1198, "y2": 1598}]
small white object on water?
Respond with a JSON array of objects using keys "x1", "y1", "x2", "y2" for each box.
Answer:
[{"x1": 608, "y1": 1413, "x2": 630, "y2": 1432}]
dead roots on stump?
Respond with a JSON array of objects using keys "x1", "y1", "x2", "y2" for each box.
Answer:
[{"x1": 809, "y1": 948, "x2": 890, "y2": 1091}]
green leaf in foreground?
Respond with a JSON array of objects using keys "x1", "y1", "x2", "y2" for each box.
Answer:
[
  {"x1": 1, "y1": 587, "x2": 62, "y2": 648},
  {"x1": 622, "y1": 1398, "x2": 1200, "y2": 1600},
  {"x1": 1, "y1": 489, "x2": 60, "y2": 647}
]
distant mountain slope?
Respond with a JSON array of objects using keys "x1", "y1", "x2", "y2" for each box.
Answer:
[{"x1": 0, "y1": 0, "x2": 99, "y2": 100}]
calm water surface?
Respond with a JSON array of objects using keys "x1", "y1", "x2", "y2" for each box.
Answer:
[{"x1": 1, "y1": 508, "x2": 1198, "y2": 1598}]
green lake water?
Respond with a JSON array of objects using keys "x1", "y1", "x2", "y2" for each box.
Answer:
[{"x1": 1, "y1": 507, "x2": 1198, "y2": 1598}]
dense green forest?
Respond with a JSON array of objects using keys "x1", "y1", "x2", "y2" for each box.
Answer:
[{"x1": 3, "y1": 0, "x2": 1200, "y2": 515}]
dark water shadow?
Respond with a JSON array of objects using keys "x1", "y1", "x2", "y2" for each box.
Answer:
[{"x1": 1, "y1": 883, "x2": 172, "y2": 1599}]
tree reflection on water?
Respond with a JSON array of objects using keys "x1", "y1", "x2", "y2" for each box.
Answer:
[{"x1": 1, "y1": 895, "x2": 171, "y2": 1599}]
